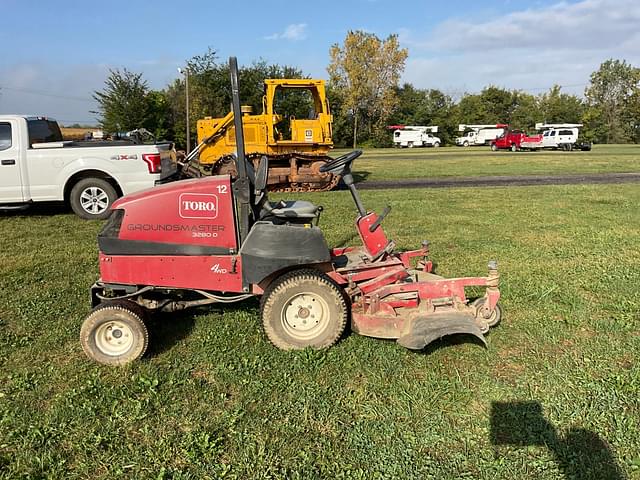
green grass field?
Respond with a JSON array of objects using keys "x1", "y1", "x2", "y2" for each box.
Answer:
[
  {"x1": 1, "y1": 148, "x2": 639, "y2": 479},
  {"x1": 336, "y1": 144, "x2": 640, "y2": 181}
]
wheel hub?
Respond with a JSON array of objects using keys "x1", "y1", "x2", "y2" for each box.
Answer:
[
  {"x1": 282, "y1": 293, "x2": 328, "y2": 338},
  {"x1": 80, "y1": 187, "x2": 109, "y2": 214},
  {"x1": 95, "y1": 321, "x2": 134, "y2": 356}
]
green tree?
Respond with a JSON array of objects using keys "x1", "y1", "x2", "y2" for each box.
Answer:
[
  {"x1": 327, "y1": 85, "x2": 353, "y2": 147},
  {"x1": 92, "y1": 69, "x2": 150, "y2": 132},
  {"x1": 389, "y1": 84, "x2": 457, "y2": 144},
  {"x1": 538, "y1": 85, "x2": 584, "y2": 124},
  {"x1": 144, "y1": 90, "x2": 172, "y2": 141},
  {"x1": 456, "y1": 93, "x2": 491, "y2": 124},
  {"x1": 479, "y1": 86, "x2": 518, "y2": 124},
  {"x1": 328, "y1": 31, "x2": 408, "y2": 147},
  {"x1": 584, "y1": 59, "x2": 640, "y2": 143},
  {"x1": 509, "y1": 91, "x2": 540, "y2": 131},
  {"x1": 166, "y1": 48, "x2": 307, "y2": 149}
]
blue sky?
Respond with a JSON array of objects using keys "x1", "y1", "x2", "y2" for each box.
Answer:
[{"x1": 1, "y1": 0, "x2": 638, "y2": 124}]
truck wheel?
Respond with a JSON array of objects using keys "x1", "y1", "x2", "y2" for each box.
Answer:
[
  {"x1": 463, "y1": 141, "x2": 469, "y2": 147},
  {"x1": 491, "y1": 144, "x2": 498, "y2": 151},
  {"x1": 261, "y1": 269, "x2": 348, "y2": 350},
  {"x1": 510, "y1": 144, "x2": 518, "y2": 152},
  {"x1": 80, "y1": 301, "x2": 149, "y2": 366},
  {"x1": 408, "y1": 142, "x2": 414, "y2": 148},
  {"x1": 70, "y1": 178, "x2": 117, "y2": 220},
  {"x1": 433, "y1": 142, "x2": 440, "y2": 148}
]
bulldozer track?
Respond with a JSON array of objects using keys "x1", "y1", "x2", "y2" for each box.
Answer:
[{"x1": 208, "y1": 153, "x2": 341, "y2": 193}]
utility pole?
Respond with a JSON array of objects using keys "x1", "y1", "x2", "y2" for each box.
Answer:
[{"x1": 178, "y1": 67, "x2": 191, "y2": 154}]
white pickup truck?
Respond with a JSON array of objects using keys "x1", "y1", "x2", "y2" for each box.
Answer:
[
  {"x1": 519, "y1": 123, "x2": 592, "y2": 151},
  {"x1": 0, "y1": 116, "x2": 177, "y2": 219}
]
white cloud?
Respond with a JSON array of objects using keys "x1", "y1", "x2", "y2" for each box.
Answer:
[
  {"x1": 400, "y1": 0, "x2": 640, "y2": 95},
  {"x1": 264, "y1": 23, "x2": 308, "y2": 41}
]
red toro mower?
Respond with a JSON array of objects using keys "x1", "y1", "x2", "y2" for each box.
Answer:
[{"x1": 80, "y1": 58, "x2": 501, "y2": 365}]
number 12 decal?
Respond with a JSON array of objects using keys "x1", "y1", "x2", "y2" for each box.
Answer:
[{"x1": 217, "y1": 185, "x2": 228, "y2": 194}]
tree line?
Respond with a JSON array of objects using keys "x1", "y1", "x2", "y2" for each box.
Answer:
[{"x1": 93, "y1": 33, "x2": 640, "y2": 149}]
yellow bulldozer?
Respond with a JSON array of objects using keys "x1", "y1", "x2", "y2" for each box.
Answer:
[{"x1": 191, "y1": 79, "x2": 338, "y2": 192}]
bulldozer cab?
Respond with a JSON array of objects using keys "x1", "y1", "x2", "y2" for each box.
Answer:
[
  {"x1": 263, "y1": 79, "x2": 332, "y2": 145},
  {"x1": 195, "y1": 77, "x2": 337, "y2": 192}
]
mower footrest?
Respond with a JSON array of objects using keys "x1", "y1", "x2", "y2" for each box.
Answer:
[{"x1": 397, "y1": 312, "x2": 486, "y2": 350}]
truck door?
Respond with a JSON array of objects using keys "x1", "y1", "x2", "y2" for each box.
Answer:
[{"x1": 0, "y1": 120, "x2": 25, "y2": 202}]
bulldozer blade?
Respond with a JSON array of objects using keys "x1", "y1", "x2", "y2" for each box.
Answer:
[{"x1": 397, "y1": 312, "x2": 486, "y2": 350}]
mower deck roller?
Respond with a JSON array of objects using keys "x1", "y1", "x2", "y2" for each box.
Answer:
[{"x1": 80, "y1": 57, "x2": 501, "y2": 365}]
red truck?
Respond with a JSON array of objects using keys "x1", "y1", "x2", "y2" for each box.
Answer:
[{"x1": 490, "y1": 129, "x2": 541, "y2": 152}]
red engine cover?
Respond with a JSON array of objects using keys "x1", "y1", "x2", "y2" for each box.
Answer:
[
  {"x1": 99, "y1": 176, "x2": 244, "y2": 292},
  {"x1": 112, "y1": 176, "x2": 237, "y2": 250}
]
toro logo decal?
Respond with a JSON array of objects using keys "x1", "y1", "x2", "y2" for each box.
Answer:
[{"x1": 179, "y1": 193, "x2": 218, "y2": 219}]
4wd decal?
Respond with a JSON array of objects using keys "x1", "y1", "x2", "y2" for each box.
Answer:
[{"x1": 179, "y1": 193, "x2": 218, "y2": 219}]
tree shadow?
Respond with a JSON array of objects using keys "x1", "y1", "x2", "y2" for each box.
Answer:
[{"x1": 490, "y1": 400, "x2": 627, "y2": 479}]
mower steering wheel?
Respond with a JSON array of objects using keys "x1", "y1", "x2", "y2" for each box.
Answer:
[{"x1": 319, "y1": 150, "x2": 362, "y2": 174}]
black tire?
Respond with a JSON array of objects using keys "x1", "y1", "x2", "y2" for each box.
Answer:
[
  {"x1": 80, "y1": 301, "x2": 149, "y2": 365},
  {"x1": 408, "y1": 142, "x2": 414, "y2": 148},
  {"x1": 433, "y1": 142, "x2": 440, "y2": 148},
  {"x1": 472, "y1": 298, "x2": 502, "y2": 334},
  {"x1": 510, "y1": 144, "x2": 518, "y2": 152},
  {"x1": 70, "y1": 177, "x2": 118, "y2": 220},
  {"x1": 491, "y1": 143, "x2": 498, "y2": 152},
  {"x1": 261, "y1": 269, "x2": 348, "y2": 350},
  {"x1": 463, "y1": 141, "x2": 469, "y2": 147}
]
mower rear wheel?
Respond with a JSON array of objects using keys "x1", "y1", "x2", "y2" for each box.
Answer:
[
  {"x1": 80, "y1": 301, "x2": 149, "y2": 366},
  {"x1": 261, "y1": 269, "x2": 348, "y2": 350},
  {"x1": 472, "y1": 298, "x2": 502, "y2": 334}
]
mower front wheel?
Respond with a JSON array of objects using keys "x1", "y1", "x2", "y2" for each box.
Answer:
[
  {"x1": 472, "y1": 298, "x2": 502, "y2": 334},
  {"x1": 80, "y1": 301, "x2": 149, "y2": 366},
  {"x1": 261, "y1": 270, "x2": 348, "y2": 350}
]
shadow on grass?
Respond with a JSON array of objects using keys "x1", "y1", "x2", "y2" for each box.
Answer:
[
  {"x1": 145, "y1": 310, "x2": 197, "y2": 358},
  {"x1": 145, "y1": 298, "x2": 260, "y2": 358},
  {"x1": 491, "y1": 400, "x2": 627, "y2": 480},
  {"x1": 335, "y1": 170, "x2": 371, "y2": 189},
  {"x1": 420, "y1": 333, "x2": 487, "y2": 355},
  {"x1": 352, "y1": 170, "x2": 371, "y2": 184},
  {"x1": 0, "y1": 202, "x2": 69, "y2": 217}
]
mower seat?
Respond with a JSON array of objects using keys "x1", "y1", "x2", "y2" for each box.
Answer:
[{"x1": 265, "y1": 200, "x2": 319, "y2": 219}]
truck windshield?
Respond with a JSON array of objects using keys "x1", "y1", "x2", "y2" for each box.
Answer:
[{"x1": 27, "y1": 119, "x2": 63, "y2": 145}]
